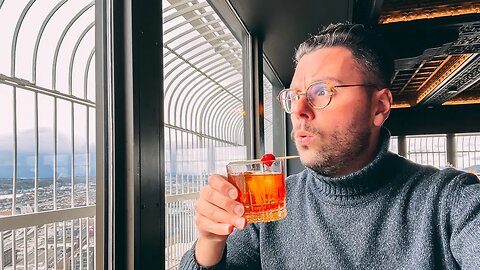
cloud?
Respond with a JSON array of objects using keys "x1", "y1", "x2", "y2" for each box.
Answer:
[
  {"x1": 0, "y1": 128, "x2": 95, "y2": 178},
  {"x1": 0, "y1": 127, "x2": 89, "y2": 154}
]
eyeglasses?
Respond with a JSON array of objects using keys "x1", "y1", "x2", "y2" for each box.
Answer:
[{"x1": 277, "y1": 81, "x2": 378, "y2": 114}]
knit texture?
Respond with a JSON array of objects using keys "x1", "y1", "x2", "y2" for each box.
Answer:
[{"x1": 180, "y1": 130, "x2": 480, "y2": 269}]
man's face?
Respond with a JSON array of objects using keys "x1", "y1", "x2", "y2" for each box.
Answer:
[{"x1": 290, "y1": 46, "x2": 376, "y2": 176}]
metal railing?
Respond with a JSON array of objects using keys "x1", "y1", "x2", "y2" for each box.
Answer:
[
  {"x1": 0, "y1": 207, "x2": 95, "y2": 269},
  {"x1": 165, "y1": 194, "x2": 198, "y2": 270},
  {"x1": 0, "y1": 0, "x2": 97, "y2": 269}
]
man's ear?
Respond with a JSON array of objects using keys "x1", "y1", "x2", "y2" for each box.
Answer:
[{"x1": 372, "y1": 88, "x2": 392, "y2": 127}]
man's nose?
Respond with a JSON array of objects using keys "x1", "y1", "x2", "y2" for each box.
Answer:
[{"x1": 292, "y1": 94, "x2": 314, "y2": 119}]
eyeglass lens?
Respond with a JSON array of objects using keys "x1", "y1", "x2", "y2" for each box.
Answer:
[{"x1": 282, "y1": 82, "x2": 331, "y2": 113}]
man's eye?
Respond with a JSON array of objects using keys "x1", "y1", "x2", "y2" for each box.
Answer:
[{"x1": 311, "y1": 85, "x2": 328, "y2": 96}]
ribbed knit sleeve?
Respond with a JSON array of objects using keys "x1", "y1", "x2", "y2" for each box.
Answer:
[
  {"x1": 449, "y1": 173, "x2": 480, "y2": 269},
  {"x1": 179, "y1": 245, "x2": 202, "y2": 270},
  {"x1": 179, "y1": 240, "x2": 228, "y2": 269},
  {"x1": 179, "y1": 225, "x2": 261, "y2": 269}
]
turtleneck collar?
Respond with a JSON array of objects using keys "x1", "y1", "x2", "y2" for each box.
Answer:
[{"x1": 305, "y1": 127, "x2": 397, "y2": 203}]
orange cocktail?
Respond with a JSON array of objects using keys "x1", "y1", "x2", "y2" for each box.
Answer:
[{"x1": 227, "y1": 160, "x2": 287, "y2": 223}]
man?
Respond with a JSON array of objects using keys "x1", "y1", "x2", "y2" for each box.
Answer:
[{"x1": 180, "y1": 22, "x2": 480, "y2": 269}]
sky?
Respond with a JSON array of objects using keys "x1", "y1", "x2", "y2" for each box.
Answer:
[
  {"x1": 0, "y1": 0, "x2": 95, "y2": 134},
  {"x1": 0, "y1": 0, "x2": 95, "y2": 178}
]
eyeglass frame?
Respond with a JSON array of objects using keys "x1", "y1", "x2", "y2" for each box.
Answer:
[{"x1": 276, "y1": 80, "x2": 379, "y2": 113}]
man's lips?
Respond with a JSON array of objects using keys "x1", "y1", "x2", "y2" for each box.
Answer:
[{"x1": 294, "y1": 130, "x2": 315, "y2": 144}]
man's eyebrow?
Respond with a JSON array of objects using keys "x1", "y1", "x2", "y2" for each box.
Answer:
[
  {"x1": 318, "y1": 76, "x2": 342, "y2": 84},
  {"x1": 289, "y1": 77, "x2": 342, "y2": 89}
]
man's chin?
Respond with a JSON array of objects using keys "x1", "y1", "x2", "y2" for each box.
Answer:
[{"x1": 297, "y1": 150, "x2": 317, "y2": 166}]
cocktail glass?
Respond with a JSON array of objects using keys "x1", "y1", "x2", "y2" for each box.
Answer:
[{"x1": 226, "y1": 159, "x2": 287, "y2": 223}]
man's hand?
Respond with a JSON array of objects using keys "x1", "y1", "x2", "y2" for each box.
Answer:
[{"x1": 193, "y1": 174, "x2": 246, "y2": 266}]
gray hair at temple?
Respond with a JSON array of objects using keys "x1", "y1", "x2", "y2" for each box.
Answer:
[{"x1": 295, "y1": 22, "x2": 394, "y2": 88}]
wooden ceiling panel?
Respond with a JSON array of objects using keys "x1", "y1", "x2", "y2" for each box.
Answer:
[
  {"x1": 380, "y1": 0, "x2": 480, "y2": 24},
  {"x1": 221, "y1": 0, "x2": 480, "y2": 108}
]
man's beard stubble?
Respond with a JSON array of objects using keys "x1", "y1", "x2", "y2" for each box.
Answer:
[{"x1": 291, "y1": 122, "x2": 372, "y2": 176}]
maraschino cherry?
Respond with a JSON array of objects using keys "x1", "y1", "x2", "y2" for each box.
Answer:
[{"x1": 261, "y1": 153, "x2": 276, "y2": 167}]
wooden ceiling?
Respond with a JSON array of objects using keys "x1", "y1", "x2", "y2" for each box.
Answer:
[
  {"x1": 378, "y1": 0, "x2": 480, "y2": 108},
  {"x1": 224, "y1": 0, "x2": 480, "y2": 108}
]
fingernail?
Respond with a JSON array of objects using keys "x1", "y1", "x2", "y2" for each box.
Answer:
[
  {"x1": 228, "y1": 189, "x2": 237, "y2": 199},
  {"x1": 234, "y1": 205, "x2": 244, "y2": 216},
  {"x1": 235, "y1": 218, "x2": 246, "y2": 229}
]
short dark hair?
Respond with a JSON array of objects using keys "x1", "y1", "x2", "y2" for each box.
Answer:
[{"x1": 295, "y1": 22, "x2": 394, "y2": 88}]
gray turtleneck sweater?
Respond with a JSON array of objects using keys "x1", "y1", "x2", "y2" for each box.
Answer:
[{"x1": 180, "y1": 131, "x2": 480, "y2": 269}]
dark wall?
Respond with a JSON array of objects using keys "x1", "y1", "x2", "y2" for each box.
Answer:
[
  {"x1": 385, "y1": 104, "x2": 480, "y2": 136},
  {"x1": 228, "y1": 0, "x2": 354, "y2": 86}
]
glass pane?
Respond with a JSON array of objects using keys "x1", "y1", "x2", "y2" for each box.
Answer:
[
  {"x1": 455, "y1": 134, "x2": 480, "y2": 173},
  {"x1": 1, "y1": 0, "x2": 97, "y2": 267},
  {"x1": 264, "y1": 75, "x2": 273, "y2": 154},
  {"x1": 38, "y1": 95, "x2": 55, "y2": 212},
  {"x1": 16, "y1": 89, "x2": 36, "y2": 215},
  {"x1": 406, "y1": 135, "x2": 447, "y2": 168},
  {"x1": 389, "y1": 136, "x2": 398, "y2": 154},
  {"x1": 74, "y1": 104, "x2": 87, "y2": 207},
  {"x1": 88, "y1": 107, "x2": 96, "y2": 205},
  {"x1": 163, "y1": 0, "x2": 246, "y2": 267},
  {"x1": 87, "y1": 56, "x2": 96, "y2": 102},
  {"x1": 0, "y1": 85, "x2": 14, "y2": 216},
  {"x1": 56, "y1": 100, "x2": 73, "y2": 210}
]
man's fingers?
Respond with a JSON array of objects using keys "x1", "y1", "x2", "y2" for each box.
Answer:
[
  {"x1": 194, "y1": 198, "x2": 246, "y2": 230},
  {"x1": 195, "y1": 212, "x2": 233, "y2": 236},
  {"x1": 200, "y1": 185, "x2": 244, "y2": 217},
  {"x1": 208, "y1": 174, "x2": 238, "y2": 199},
  {"x1": 192, "y1": 173, "x2": 247, "y2": 241}
]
